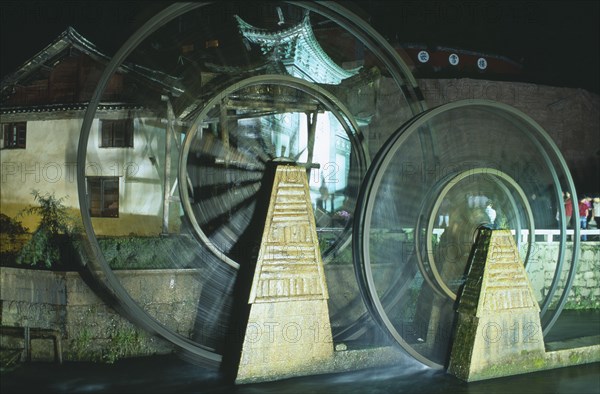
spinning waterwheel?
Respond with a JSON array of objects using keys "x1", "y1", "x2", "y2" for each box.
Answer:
[{"x1": 77, "y1": 2, "x2": 579, "y2": 369}]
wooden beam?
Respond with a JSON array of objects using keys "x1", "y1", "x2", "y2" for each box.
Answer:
[
  {"x1": 225, "y1": 98, "x2": 319, "y2": 114},
  {"x1": 306, "y1": 111, "x2": 318, "y2": 165},
  {"x1": 162, "y1": 97, "x2": 176, "y2": 234}
]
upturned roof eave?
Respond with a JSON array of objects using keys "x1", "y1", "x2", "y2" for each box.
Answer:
[{"x1": 1, "y1": 27, "x2": 184, "y2": 98}]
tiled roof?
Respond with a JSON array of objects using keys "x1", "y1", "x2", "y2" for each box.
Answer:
[
  {"x1": 235, "y1": 13, "x2": 360, "y2": 85},
  {"x1": 0, "y1": 27, "x2": 183, "y2": 99},
  {"x1": 0, "y1": 102, "x2": 144, "y2": 115}
]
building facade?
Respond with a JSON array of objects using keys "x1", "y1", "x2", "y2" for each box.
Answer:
[{"x1": 1, "y1": 28, "x2": 182, "y2": 235}]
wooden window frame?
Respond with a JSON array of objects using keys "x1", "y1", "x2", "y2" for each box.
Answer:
[
  {"x1": 2, "y1": 122, "x2": 27, "y2": 149},
  {"x1": 87, "y1": 176, "x2": 120, "y2": 218},
  {"x1": 100, "y1": 118, "x2": 133, "y2": 148}
]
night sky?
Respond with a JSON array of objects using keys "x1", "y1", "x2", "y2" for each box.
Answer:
[{"x1": 1, "y1": 1, "x2": 599, "y2": 93}]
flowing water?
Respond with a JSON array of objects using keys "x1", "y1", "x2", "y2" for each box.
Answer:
[{"x1": 2, "y1": 311, "x2": 599, "y2": 394}]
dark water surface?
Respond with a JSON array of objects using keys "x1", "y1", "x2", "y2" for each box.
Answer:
[
  {"x1": 2, "y1": 310, "x2": 599, "y2": 394},
  {"x1": 2, "y1": 356, "x2": 598, "y2": 394}
]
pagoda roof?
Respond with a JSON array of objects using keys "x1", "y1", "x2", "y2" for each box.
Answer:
[{"x1": 235, "y1": 13, "x2": 360, "y2": 85}]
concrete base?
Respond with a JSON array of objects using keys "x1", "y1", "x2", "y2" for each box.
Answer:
[
  {"x1": 235, "y1": 165, "x2": 335, "y2": 384},
  {"x1": 237, "y1": 336, "x2": 600, "y2": 384},
  {"x1": 448, "y1": 229, "x2": 600, "y2": 382},
  {"x1": 236, "y1": 344, "x2": 409, "y2": 384},
  {"x1": 544, "y1": 336, "x2": 600, "y2": 370},
  {"x1": 236, "y1": 300, "x2": 333, "y2": 384},
  {"x1": 452, "y1": 339, "x2": 600, "y2": 382}
]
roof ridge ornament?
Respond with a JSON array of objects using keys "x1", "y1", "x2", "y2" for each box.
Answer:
[{"x1": 234, "y1": 13, "x2": 360, "y2": 85}]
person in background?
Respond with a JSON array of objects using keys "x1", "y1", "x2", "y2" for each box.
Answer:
[
  {"x1": 584, "y1": 196, "x2": 593, "y2": 224},
  {"x1": 438, "y1": 198, "x2": 450, "y2": 228},
  {"x1": 485, "y1": 200, "x2": 497, "y2": 229},
  {"x1": 579, "y1": 198, "x2": 589, "y2": 241},
  {"x1": 564, "y1": 192, "x2": 573, "y2": 228},
  {"x1": 593, "y1": 197, "x2": 600, "y2": 229}
]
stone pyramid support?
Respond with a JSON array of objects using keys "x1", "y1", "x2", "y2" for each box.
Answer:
[
  {"x1": 448, "y1": 228, "x2": 546, "y2": 381},
  {"x1": 235, "y1": 165, "x2": 333, "y2": 384}
]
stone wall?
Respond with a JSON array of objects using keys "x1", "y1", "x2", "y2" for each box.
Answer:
[
  {"x1": 344, "y1": 76, "x2": 599, "y2": 194},
  {"x1": 0, "y1": 267, "x2": 203, "y2": 362},
  {"x1": 416, "y1": 78, "x2": 600, "y2": 191},
  {"x1": 1, "y1": 242, "x2": 598, "y2": 362},
  {"x1": 526, "y1": 242, "x2": 600, "y2": 310}
]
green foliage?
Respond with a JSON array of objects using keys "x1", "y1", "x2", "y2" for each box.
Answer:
[
  {"x1": 100, "y1": 236, "x2": 192, "y2": 269},
  {"x1": 103, "y1": 327, "x2": 143, "y2": 363},
  {"x1": 0, "y1": 214, "x2": 30, "y2": 265},
  {"x1": 18, "y1": 229, "x2": 60, "y2": 268},
  {"x1": 327, "y1": 245, "x2": 353, "y2": 265},
  {"x1": 19, "y1": 190, "x2": 73, "y2": 234},
  {"x1": 496, "y1": 212, "x2": 509, "y2": 230},
  {"x1": 317, "y1": 233, "x2": 353, "y2": 265},
  {"x1": 565, "y1": 286, "x2": 600, "y2": 310},
  {"x1": 71, "y1": 328, "x2": 99, "y2": 362},
  {"x1": 16, "y1": 190, "x2": 80, "y2": 269},
  {"x1": 0, "y1": 213, "x2": 28, "y2": 238}
]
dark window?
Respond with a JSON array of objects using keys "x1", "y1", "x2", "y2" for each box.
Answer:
[
  {"x1": 2, "y1": 122, "x2": 26, "y2": 149},
  {"x1": 100, "y1": 119, "x2": 133, "y2": 148},
  {"x1": 88, "y1": 177, "x2": 119, "y2": 218}
]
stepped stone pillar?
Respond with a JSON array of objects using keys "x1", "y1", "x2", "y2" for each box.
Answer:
[
  {"x1": 236, "y1": 165, "x2": 333, "y2": 383},
  {"x1": 448, "y1": 228, "x2": 546, "y2": 381}
]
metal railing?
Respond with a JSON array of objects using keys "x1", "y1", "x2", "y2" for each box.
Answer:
[{"x1": 431, "y1": 228, "x2": 600, "y2": 243}]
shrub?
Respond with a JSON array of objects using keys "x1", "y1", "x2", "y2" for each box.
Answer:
[
  {"x1": 0, "y1": 214, "x2": 29, "y2": 264},
  {"x1": 17, "y1": 190, "x2": 80, "y2": 269},
  {"x1": 0, "y1": 213, "x2": 29, "y2": 238}
]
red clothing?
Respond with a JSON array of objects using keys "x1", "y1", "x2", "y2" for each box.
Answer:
[
  {"x1": 579, "y1": 201, "x2": 588, "y2": 217},
  {"x1": 565, "y1": 198, "x2": 573, "y2": 216}
]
